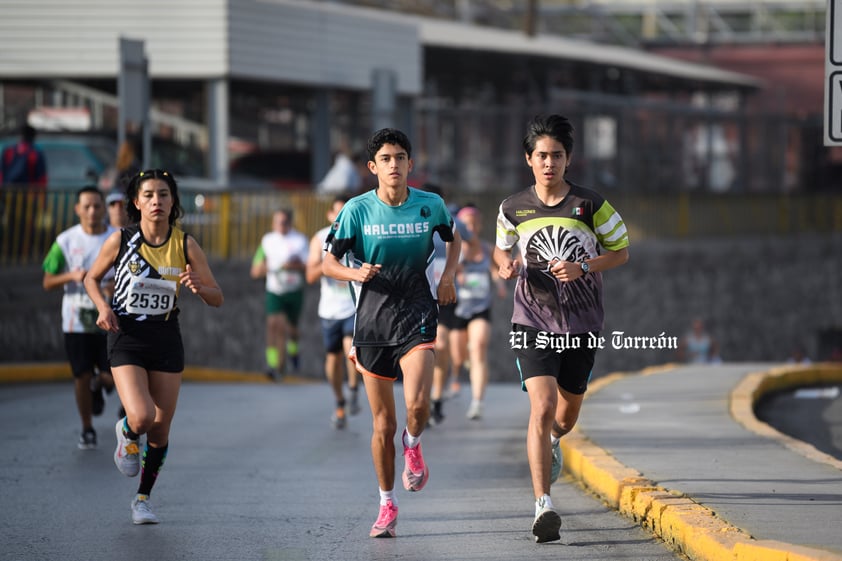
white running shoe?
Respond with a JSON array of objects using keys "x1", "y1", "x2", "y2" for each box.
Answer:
[
  {"x1": 532, "y1": 499, "x2": 562, "y2": 543},
  {"x1": 78, "y1": 428, "x2": 97, "y2": 450},
  {"x1": 532, "y1": 507, "x2": 561, "y2": 543},
  {"x1": 131, "y1": 494, "x2": 159, "y2": 525},
  {"x1": 114, "y1": 418, "x2": 140, "y2": 477},
  {"x1": 466, "y1": 400, "x2": 482, "y2": 420},
  {"x1": 331, "y1": 408, "x2": 347, "y2": 429}
]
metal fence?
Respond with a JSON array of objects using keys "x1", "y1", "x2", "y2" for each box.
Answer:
[
  {"x1": 0, "y1": 188, "x2": 338, "y2": 266},
  {"x1": 3, "y1": 188, "x2": 841, "y2": 267},
  {"x1": 413, "y1": 91, "x2": 832, "y2": 197}
]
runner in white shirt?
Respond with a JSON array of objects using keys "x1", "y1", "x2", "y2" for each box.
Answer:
[
  {"x1": 42, "y1": 186, "x2": 116, "y2": 449},
  {"x1": 251, "y1": 208, "x2": 309, "y2": 379},
  {"x1": 306, "y1": 195, "x2": 361, "y2": 429}
]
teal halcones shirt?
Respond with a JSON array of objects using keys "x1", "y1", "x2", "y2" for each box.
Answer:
[{"x1": 325, "y1": 188, "x2": 454, "y2": 347}]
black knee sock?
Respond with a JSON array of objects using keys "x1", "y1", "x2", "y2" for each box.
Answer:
[
  {"x1": 137, "y1": 443, "x2": 168, "y2": 496},
  {"x1": 122, "y1": 419, "x2": 140, "y2": 441}
]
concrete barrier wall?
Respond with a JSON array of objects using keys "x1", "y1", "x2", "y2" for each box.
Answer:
[{"x1": 2, "y1": 235, "x2": 841, "y2": 381}]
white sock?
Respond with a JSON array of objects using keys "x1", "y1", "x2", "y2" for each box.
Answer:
[
  {"x1": 379, "y1": 488, "x2": 396, "y2": 506},
  {"x1": 535, "y1": 494, "x2": 554, "y2": 515},
  {"x1": 403, "y1": 428, "x2": 420, "y2": 449}
]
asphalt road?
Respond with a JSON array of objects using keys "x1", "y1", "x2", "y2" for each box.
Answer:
[
  {"x1": 0, "y1": 381, "x2": 687, "y2": 561},
  {"x1": 756, "y1": 384, "x2": 842, "y2": 461}
]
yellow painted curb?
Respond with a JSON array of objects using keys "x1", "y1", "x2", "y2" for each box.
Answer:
[
  {"x1": 0, "y1": 362, "x2": 316, "y2": 385},
  {"x1": 734, "y1": 541, "x2": 842, "y2": 561},
  {"x1": 0, "y1": 363, "x2": 70, "y2": 382},
  {"x1": 730, "y1": 363, "x2": 842, "y2": 471},
  {"x1": 561, "y1": 364, "x2": 842, "y2": 561}
]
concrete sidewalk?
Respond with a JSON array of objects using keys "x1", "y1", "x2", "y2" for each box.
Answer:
[
  {"x1": 2, "y1": 361, "x2": 841, "y2": 561},
  {"x1": 566, "y1": 362, "x2": 842, "y2": 561}
]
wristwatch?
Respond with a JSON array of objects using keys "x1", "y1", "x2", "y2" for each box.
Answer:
[{"x1": 580, "y1": 261, "x2": 590, "y2": 274}]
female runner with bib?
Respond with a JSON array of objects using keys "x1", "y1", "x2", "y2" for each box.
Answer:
[{"x1": 84, "y1": 169, "x2": 223, "y2": 525}]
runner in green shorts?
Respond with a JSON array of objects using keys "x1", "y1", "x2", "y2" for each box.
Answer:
[{"x1": 250, "y1": 208, "x2": 309, "y2": 378}]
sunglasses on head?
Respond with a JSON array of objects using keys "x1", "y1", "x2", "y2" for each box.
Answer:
[{"x1": 138, "y1": 169, "x2": 170, "y2": 178}]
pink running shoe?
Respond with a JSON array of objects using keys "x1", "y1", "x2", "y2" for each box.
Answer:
[
  {"x1": 369, "y1": 500, "x2": 398, "y2": 538},
  {"x1": 401, "y1": 430, "x2": 430, "y2": 492}
]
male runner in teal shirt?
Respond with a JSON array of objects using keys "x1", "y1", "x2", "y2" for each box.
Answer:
[{"x1": 323, "y1": 128, "x2": 460, "y2": 538}]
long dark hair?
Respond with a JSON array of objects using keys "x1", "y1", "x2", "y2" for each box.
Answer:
[{"x1": 125, "y1": 169, "x2": 184, "y2": 226}]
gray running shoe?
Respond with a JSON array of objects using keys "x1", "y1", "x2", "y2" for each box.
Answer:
[
  {"x1": 114, "y1": 418, "x2": 140, "y2": 477},
  {"x1": 131, "y1": 494, "x2": 159, "y2": 525},
  {"x1": 349, "y1": 389, "x2": 361, "y2": 415}
]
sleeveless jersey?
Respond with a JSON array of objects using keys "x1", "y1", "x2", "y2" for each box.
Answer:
[
  {"x1": 496, "y1": 182, "x2": 629, "y2": 334},
  {"x1": 112, "y1": 224, "x2": 188, "y2": 322},
  {"x1": 42, "y1": 224, "x2": 116, "y2": 333},
  {"x1": 454, "y1": 242, "x2": 493, "y2": 320},
  {"x1": 253, "y1": 229, "x2": 309, "y2": 295},
  {"x1": 325, "y1": 188, "x2": 454, "y2": 346},
  {"x1": 315, "y1": 224, "x2": 356, "y2": 320},
  {"x1": 431, "y1": 214, "x2": 470, "y2": 289}
]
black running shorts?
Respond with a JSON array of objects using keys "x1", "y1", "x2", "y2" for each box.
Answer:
[
  {"x1": 108, "y1": 318, "x2": 184, "y2": 373},
  {"x1": 437, "y1": 302, "x2": 457, "y2": 330},
  {"x1": 511, "y1": 324, "x2": 596, "y2": 395},
  {"x1": 351, "y1": 334, "x2": 435, "y2": 381},
  {"x1": 63, "y1": 332, "x2": 109, "y2": 378}
]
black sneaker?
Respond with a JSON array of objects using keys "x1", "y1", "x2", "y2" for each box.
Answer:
[
  {"x1": 91, "y1": 381, "x2": 105, "y2": 416},
  {"x1": 428, "y1": 400, "x2": 445, "y2": 426},
  {"x1": 78, "y1": 428, "x2": 97, "y2": 450}
]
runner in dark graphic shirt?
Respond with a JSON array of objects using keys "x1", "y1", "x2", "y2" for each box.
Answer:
[{"x1": 494, "y1": 115, "x2": 629, "y2": 544}]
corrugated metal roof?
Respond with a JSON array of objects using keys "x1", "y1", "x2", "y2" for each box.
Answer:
[
  {"x1": 291, "y1": 0, "x2": 761, "y2": 88},
  {"x1": 0, "y1": 0, "x2": 760, "y2": 90},
  {"x1": 418, "y1": 19, "x2": 761, "y2": 88}
]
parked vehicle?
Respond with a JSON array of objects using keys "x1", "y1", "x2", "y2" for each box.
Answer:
[
  {"x1": 0, "y1": 131, "x2": 212, "y2": 191},
  {"x1": 229, "y1": 150, "x2": 312, "y2": 190},
  {"x1": 0, "y1": 132, "x2": 115, "y2": 190}
]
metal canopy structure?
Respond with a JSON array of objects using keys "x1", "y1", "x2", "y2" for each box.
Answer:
[
  {"x1": 418, "y1": 17, "x2": 760, "y2": 88},
  {"x1": 340, "y1": 0, "x2": 826, "y2": 47},
  {"x1": 0, "y1": 0, "x2": 761, "y2": 185}
]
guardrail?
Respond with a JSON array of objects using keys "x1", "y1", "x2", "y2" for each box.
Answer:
[{"x1": 2, "y1": 188, "x2": 842, "y2": 266}]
